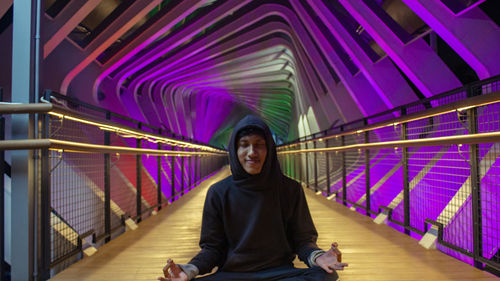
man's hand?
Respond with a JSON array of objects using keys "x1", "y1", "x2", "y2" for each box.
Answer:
[
  {"x1": 315, "y1": 242, "x2": 349, "y2": 273},
  {"x1": 157, "y1": 259, "x2": 189, "y2": 281}
]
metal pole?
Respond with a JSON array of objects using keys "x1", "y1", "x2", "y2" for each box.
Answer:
[
  {"x1": 314, "y1": 140, "x2": 318, "y2": 192},
  {"x1": 468, "y1": 107, "x2": 483, "y2": 269},
  {"x1": 171, "y1": 145, "x2": 175, "y2": 202},
  {"x1": 194, "y1": 155, "x2": 197, "y2": 186},
  {"x1": 188, "y1": 152, "x2": 191, "y2": 191},
  {"x1": 402, "y1": 108, "x2": 410, "y2": 235},
  {"x1": 157, "y1": 141, "x2": 162, "y2": 210},
  {"x1": 203, "y1": 157, "x2": 206, "y2": 179},
  {"x1": 136, "y1": 126, "x2": 142, "y2": 222},
  {"x1": 200, "y1": 156, "x2": 203, "y2": 180},
  {"x1": 180, "y1": 138, "x2": 184, "y2": 196},
  {"x1": 11, "y1": 0, "x2": 37, "y2": 278},
  {"x1": 104, "y1": 112, "x2": 110, "y2": 243},
  {"x1": 0, "y1": 88, "x2": 4, "y2": 281},
  {"x1": 299, "y1": 152, "x2": 303, "y2": 184},
  {"x1": 365, "y1": 131, "x2": 370, "y2": 216},
  {"x1": 326, "y1": 139, "x2": 331, "y2": 196},
  {"x1": 39, "y1": 91, "x2": 51, "y2": 280},
  {"x1": 285, "y1": 152, "x2": 289, "y2": 177},
  {"x1": 305, "y1": 141, "x2": 309, "y2": 188},
  {"x1": 280, "y1": 151, "x2": 288, "y2": 176},
  {"x1": 341, "y1": 134, "x2": 346, "y2": 205}
]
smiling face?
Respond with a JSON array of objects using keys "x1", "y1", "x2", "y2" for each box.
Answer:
[{"x1": 237, "y1": 134, "x2": 268, "y2": 175}]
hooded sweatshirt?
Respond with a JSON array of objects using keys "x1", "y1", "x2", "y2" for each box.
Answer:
[{"x1": 188, "y1": 115, "x2": 321, "y2": 275}]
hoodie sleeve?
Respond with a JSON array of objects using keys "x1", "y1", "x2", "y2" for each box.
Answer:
[
  {"x1": 289, "y1": 182, "x2": 321, "y2": 267},
  {"x1": 188, "y1": 186, "x2": 227, "y2": 275}
]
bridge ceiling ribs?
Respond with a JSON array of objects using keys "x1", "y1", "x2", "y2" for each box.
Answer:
[{"x1": 35, "y1": 0, "x2": 500, "y2": 147}]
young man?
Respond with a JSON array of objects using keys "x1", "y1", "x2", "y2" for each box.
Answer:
[{"x1": 159, "y1": 115, "x2": 347, "y2": 281}]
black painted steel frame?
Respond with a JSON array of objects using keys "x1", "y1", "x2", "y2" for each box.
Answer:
[{"x1": 0, "y1": 88, "x2": 4, "y2": 281}]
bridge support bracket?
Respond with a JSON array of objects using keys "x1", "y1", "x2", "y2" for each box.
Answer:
[
  {"x1": 419, "y1": 225, "x2": 438, "y2": 249},
  {"x1": 82, "y1": 237, "x2": 98, "y2": 257},
  {"x1": 374, "y1": 209, "x2": 390, "y2": 225},
  {"x1": 125, "y1": 218, "x2": 138, "y2": 231}
]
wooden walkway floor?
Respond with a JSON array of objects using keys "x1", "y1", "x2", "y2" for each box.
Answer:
[{"x1": 51, "y1": 167, "x2": 498, "y2": 281}]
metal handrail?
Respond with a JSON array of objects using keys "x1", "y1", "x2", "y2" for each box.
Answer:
[
  {"x1": 0, "y1": 102, "x2": 225, "y2": 152},
  {"x1": 0, "y1": 139, "x2": 227, "y2": 156},
  {"x1": 278, "y1": 131, "x2": 500, "y2": 154},
  {"x1": 0, "y1": 139, "x2": 51, "y2": 150},
  {"x1": 0, "y1": 102, "x2": 53, "y2": 113},
  {"x1": 279, "y1": 90, "x2": 500, "y2": 148}
]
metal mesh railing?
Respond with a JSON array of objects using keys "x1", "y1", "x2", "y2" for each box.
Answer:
[
  {"x1": 50, "y1": 151, "x2": 105, "y2": 264},
  {"x1": 278, "y1": 76, "x2": 500, "y2": 274},
  {"x1": 480, "y1": 142, "x2": 500, "y2": 264},
  {"x1": 0, "y1": 90, "x2": 228, "y2": 278},
  {"x1": 42, "y1": 99, "x2": 227, "y2": 274}
]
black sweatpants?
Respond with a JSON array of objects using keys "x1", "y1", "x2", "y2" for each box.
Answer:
[{"x1": 194, "y1": 265, "x2": 338, "y2": 281}]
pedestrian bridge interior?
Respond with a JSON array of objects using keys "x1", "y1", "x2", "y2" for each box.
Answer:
[{"x1": 1, "y1": 0, "x2": 500, "y2": 280}]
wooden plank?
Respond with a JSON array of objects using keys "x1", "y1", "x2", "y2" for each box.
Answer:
[{"x1": 50, "y1": 168, "x2": 498, "y2": 280}]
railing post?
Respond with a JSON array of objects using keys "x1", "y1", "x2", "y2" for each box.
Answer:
[
  {"x1": 188, "y1": 151, "x2": 192, "y2": 191},
  {"x1": 305, "y1": 141, "x2": 309, "y2": 188},
  {"x1": 0, "y1": 88, "x2": 4, "y2": 281},
  {"x1": 402, "y1": 108, "x2": 410, "y2": 235},
  {"x1": 314, "y1": 140, "x2": 318, "y2": 192},
  {"x1": 292, "y1": 150, "x2": 299, "y2": 180},
  {"x1": 300, "y1": 151, "x2": 303, "y2": 184},
  {"x1": 171, "y1": 144, "x2": 175, "y2": 202},
  {"x1": 288, "y1": 151, "x2": 292, "y2": 178},
  {"x1": 284, "y1": 152, "x2": 288, "y2": 177},
  {"x1": 157, "y1": 129, "x2": 162, "y2": 210},
  {"x1": 341, "y1": 133, "x2": 347, "y2": 205},
  {"x1": 326, "y1": 139, "x2": 331, "y2": 196},
  {"x1": 104, "y1": 112, "x2": 111, "y2": 243},
  {"x1": 284, "y1": 152, "x2": 287, "y2": 177},
  {"x1": 180, "y1": 138, "x2": 184, "y2": 196},
  {"x1": 468, "y1": 107, "x2": 483, "y2": 269},
  {"x1": 194, "y1": 155, "x2": 198, "y2": 186},
  {"x1": 136, "y1": 125, "x2": 142, "y2": 222},
  {"x1": 365, "y1": 130, "x2": 370, "y2": 216},
  {"x1": 39, "y1": 90, "x2": 51, "y2": 280},
  {"x1": 200, "y1": 156, "x2": 203, "y2": 181}
]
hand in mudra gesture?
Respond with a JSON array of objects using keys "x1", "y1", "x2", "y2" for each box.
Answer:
[
  {"x1": 315, "y1": 242, "x2": 349, "y2": 273},
  {"x1": 157, "y1": 259, "x2": 189, "y2": 281}
]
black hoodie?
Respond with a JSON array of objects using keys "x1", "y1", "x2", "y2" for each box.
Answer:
[{"x1": 189, "y1": 115, "x2": 320, "y2": 274}]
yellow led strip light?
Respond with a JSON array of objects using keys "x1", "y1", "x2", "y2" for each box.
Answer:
[{"x1": 48, "y1": 112, "x2": 226, "y2": 153}]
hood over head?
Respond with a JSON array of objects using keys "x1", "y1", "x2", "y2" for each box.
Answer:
[{"x1": 228, "y1": 115, "x2": 282, "y2": 190}]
